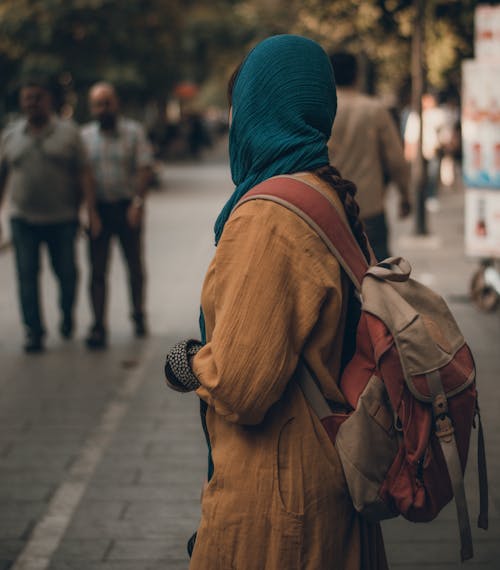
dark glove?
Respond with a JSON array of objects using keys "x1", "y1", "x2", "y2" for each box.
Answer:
[{"x1": 164, "y1": 339, "x2": 203, "y2": 392}]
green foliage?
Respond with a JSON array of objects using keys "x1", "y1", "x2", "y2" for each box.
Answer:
[
  {"x1": 288, "y1": 0, "x2": 475, "y2": 97},
  {"x1": 0, "y1": 0, "x2": 478, "y2": 118},
  {"x1": 0, "y1": 0, "x2": 184, "y2": 114}
]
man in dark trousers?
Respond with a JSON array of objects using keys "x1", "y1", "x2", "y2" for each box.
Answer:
[
  {"x1": 328, "y1": 52, "x2": 411, "y2": 261},
  {"x1": 0, "y1": 77, "x2": 99, "y2": 352},
  {"x1": 81, "y1": 82, "x2": 153, "y2": 349}
]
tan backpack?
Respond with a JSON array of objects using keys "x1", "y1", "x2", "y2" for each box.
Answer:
[{"x1": 239, "y1": 174, "x2": 488, "y2": 562}]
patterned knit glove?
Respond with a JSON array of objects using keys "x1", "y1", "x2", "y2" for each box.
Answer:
[{"x1": 164, "y1": 339, "x2": 203, "y2": 392}]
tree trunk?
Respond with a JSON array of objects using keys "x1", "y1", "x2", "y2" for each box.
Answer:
[{"x1": 411, "y1": 0, "x2": 428, "y2": 235}]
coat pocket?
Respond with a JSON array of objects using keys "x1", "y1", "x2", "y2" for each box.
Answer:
[{"x1": 275, "y1": 417, "x2": 304, "y2": 518}]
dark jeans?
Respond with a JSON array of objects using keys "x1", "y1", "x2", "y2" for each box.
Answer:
[
  {"x1": 425, "y1": 156, "x2": 440, "y2": 200},
  {"x1": 10, "y1": 218, "x2": 79, "y2": 337},
  {"x1": 88, "y1": 200, "x2": 145, "y2": 330},
  {"x1": 362, "y1": 212, "x2": 390, "y2": 262}
]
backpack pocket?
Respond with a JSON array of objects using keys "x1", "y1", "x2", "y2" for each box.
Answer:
[{"x1": 335, "y1": 374, "x2": 400, "y2": 521}]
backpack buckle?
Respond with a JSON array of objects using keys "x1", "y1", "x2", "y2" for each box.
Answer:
[
  {"x1": 433, "y1": 394, "x2": 454, "y2": 442},
  {"x1": 435, "y1": 415, "x2": 455, "y2": 441},
  {"x1": 432, "y1": 393, "x2": 448, "y2": 416}
]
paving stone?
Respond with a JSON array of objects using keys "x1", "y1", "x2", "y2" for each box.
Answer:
[
  {"x1": 65, "y1": 516, "x2": 196, "y2": 541},
  {"x1": 86, "y1": 484, "x2": 185, "y2": 502},
  {"x1": 387, "y1": 539, "x2": 499, "y2": 565},
  {"x1": 0, "y1": 468, "x2": 67, "y2": 485},
  {"x1": 0, "y1": 484, "x2": 55, "y2": 501},
  {"x1": 50, "y1": 539, "x2": 112, "y2": 562},
  {"x1": 104, "y1": 441, "x2": 151, "y2": 457},
  {"x1": 0, "y1": 539, "x2": 25, "y2": 560},
  {"x1": 0, "y1": 454, "x2": 73, "y2": 471},
  {"x1": 49, "y1": 562, "x2": 186, "y2": 570},
  {"x1": 0, "y1": 502, "x2": 46, "y2": 521},
  {"x1": 90, "y1": 468, "x2": 139, "y2": 486},
  {"x1": 0, "y1": 517, "x2": 33, "y2": 540},
  {"x1": 106, "y1": 537, "x2": 187, "y2": 561},
  {"x1": 71, "y1": 501, "x2": 128, "y2": 521},
  {"x1": 3, "y1": 431, "x2": 89, "y2": 445}
]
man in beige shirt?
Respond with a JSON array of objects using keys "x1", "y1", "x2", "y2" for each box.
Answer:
[
  {"x1": 328, "y1": 52, "x2": 410, "y2": 260},
  {"x1": 0, "y1": 77, "x2": 99, "y2": 352}
]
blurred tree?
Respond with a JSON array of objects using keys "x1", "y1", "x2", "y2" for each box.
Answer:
[
  {"x1": 0, "y1": 0, "x2": 184, "y2": 119},
  {"x1": 0, "y1": 0, "x2": 478, "y2": 121},
  {"x1": 290, "y1": 0, "x2": 476, "y2": 98}
]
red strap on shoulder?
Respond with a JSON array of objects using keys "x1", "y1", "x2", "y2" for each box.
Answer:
[{"x1": 235, "y1": 175, "x2": 369, "y2": 290}]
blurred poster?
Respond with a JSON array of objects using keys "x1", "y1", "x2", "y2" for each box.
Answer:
[
  {"x1": 465, "y1": 189, "x2": 500, "y2": 257},
  {"x1": 461, "y1": 60, "x2": 500, "y2": 189},
  {"x1": 475, "y1": 4, "x2": 500, "y2": 60},
  {"x1": 463, "y1": 5, "x2": 500, "y2": 257}
]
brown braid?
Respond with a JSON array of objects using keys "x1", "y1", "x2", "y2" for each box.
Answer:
[{"x1": 314, "y1": 165, "x2": 371, "y2": 263}]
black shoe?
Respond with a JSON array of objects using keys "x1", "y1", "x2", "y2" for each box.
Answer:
[
  {"x1": 85, "y1": 327, "x2": 107, "y2": 350},
  {"x1": 60, "y1": 316, "x2": 73, "y2": 340},
  {"x1": 133, "y1": 316, "x2": 148, "y2": 338},
  {"x1": 24, "y1": 332, "x2": 44, "y2": 353}
]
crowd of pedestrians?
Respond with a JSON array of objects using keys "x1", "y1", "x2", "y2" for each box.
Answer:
[
  {"x1": 0, "y1": 76, "x2": 153, "y2": 353},
  {"x1": 0, "y1": 63, "x2": 461, "y2": 358}
]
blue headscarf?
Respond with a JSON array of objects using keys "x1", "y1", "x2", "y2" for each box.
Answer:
[{"x1": 214, "y1": 34, "x2": 337, "y2": 244}]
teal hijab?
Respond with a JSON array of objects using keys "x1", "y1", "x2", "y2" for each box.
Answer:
[{"x1": 214, "y1": 34, "x2": 337, "y2": 244}]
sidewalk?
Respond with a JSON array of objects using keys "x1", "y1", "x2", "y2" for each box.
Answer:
[{"x1": 0, "y1": 167, "x2": 498, "y2": 569}]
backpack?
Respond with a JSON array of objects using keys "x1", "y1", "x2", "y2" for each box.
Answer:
[{"x1": 238, "y1": 174, "x2": 488, "y2": 562}]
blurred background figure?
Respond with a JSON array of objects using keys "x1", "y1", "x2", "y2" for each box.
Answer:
[
  {"x1": 436, "y1": 91, "x2": 462, "y2": 189},
  {"x1": 328, "y1": 52, "x2": 411, "y2": 261},
  {"x1": 0, "y1": 76, "x2": 98, "y2": 353},
  {"x1": 404, "y1": 92, "x2": 447, "y2": 213},
  {"x1": 81, "y1": 82, "x2": 153, "y2": 349}
]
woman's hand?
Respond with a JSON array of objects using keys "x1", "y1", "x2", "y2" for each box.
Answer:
[{"x1": 164, "y1": 340, "x2": 203, "y2": 392}]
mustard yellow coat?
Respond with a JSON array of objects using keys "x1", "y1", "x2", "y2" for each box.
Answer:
[{"x1": 191, "y1": 173, "x2": 387, "y2": 569}]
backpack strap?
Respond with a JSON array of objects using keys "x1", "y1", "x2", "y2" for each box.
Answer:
[
  {"x1": 476, "y1": 408, "x2": 489, "y2": 531},
  {"x1": 426, "y1": 370, "x2": 475, "y2": 561},
  {"x1": 235, "y1": 175, "x2": 370, "y2": 291}
]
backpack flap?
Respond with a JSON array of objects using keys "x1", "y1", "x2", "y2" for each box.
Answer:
[{"x1": 362, "y1": 266, "x2": 475, "y2": 401}]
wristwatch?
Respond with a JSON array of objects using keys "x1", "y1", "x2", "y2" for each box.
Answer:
[{"x1": 132, "y1": 195, "x2": 144, "y2": 208}]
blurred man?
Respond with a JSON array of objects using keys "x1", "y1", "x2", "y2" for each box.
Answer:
[
  {"x1": 328, "y1": 52, "x2": 411, "y2": 261},
  {"x1": 81, "y1": 82, "x2": 153, "y2": 349},
  {"x1": 0, "y1": 77, "x2": 99, "y2": 353},
  {"x1": 404, "y1": 92, "x2": 447, "y2": 212}
]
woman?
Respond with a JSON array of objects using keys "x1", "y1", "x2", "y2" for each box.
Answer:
[{"x1": 164, "y1": 35, "x2": 388, "y2": 569}]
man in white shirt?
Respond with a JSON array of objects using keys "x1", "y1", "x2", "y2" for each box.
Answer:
[
  {"x1": 404, "y1": 93, "x2": 447, "y2": 212},
  {"x1": 81, "y1": 82, "x2": 153, "y2": 349}
]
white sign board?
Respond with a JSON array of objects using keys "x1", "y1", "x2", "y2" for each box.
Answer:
[
  {"x1": 475, "y1": 4, "x2": 500, "y2": 60},
  {"x1": 461, "y1": 60, "x2": 500, "y2": 189},
  {"x1": 465, "y1": 188, "x2": 500, "y2": 257}
]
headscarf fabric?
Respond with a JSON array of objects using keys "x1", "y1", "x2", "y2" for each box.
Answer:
[{"x1": 214, "y1": 34, "x2": 337, "y2": 243}]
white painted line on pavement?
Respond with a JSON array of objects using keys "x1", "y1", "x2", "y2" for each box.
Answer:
[{"x1": 11, "y1": 343, "x2": 155, "y2": 570}]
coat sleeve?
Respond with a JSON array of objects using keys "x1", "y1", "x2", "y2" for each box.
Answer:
[{"x1": 191, "y1": 200, "x2": 342, "y2": 425}]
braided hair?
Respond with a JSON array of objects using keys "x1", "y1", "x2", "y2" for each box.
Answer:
[{"x1": 314, "y1": 164, "x2": 371, "y2": 263}]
